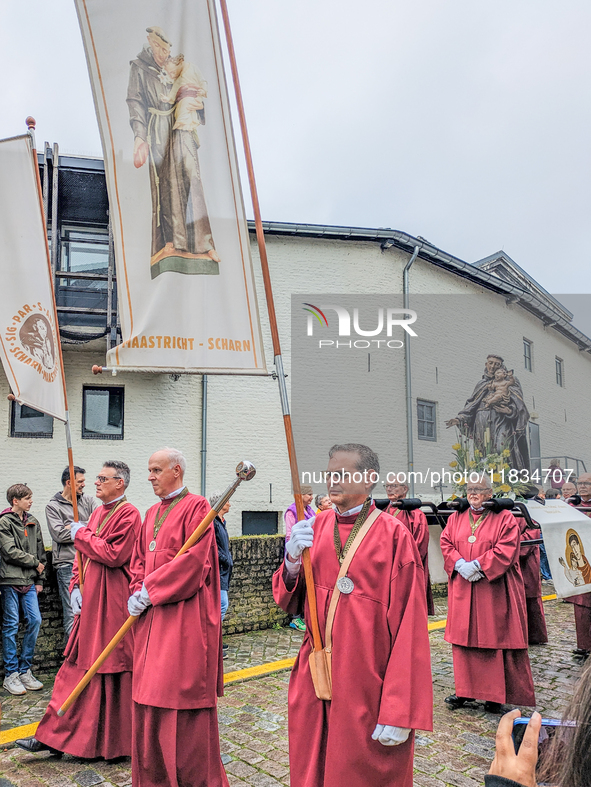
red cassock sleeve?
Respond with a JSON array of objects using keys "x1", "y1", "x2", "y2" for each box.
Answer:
[
  {"x1": 143, "y1": 529, "x2": 214, "y2": 606},
  {"x1": 411, "y1": 510, "x2": 430, "y2": 563},
  {"x1": 378, "y1": 558, "x2": 433, "y2": 730},
  {"x1": 74, "y1": 507, "x2": 141, "y2": 569},
  {"x1": 440, "y1": 515, "x2": 464, "y2": 577}
]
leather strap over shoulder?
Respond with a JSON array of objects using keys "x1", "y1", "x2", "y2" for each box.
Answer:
[{"x1": 324, "y1": 507, "x2": 381, "y2": 653}]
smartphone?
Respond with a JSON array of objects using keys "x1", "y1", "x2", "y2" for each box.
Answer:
[{"x1": 512, "y1": 717, "x2": 577, "y2": 757}]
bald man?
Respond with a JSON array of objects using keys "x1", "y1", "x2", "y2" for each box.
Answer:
[
  {"x1": 128, "y1": 448, "x2": 228, "y2": 787},
  {"x1": 440, "y1": 475, "x2": 534, "y2": 713},
  {"x1": 565, "y1": 473, "x2": 591, "y2": 658}
]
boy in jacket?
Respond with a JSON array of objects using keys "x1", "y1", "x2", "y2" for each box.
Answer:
[{"x1": 0, "y1": 484, "x2": 46, "y2": 695}]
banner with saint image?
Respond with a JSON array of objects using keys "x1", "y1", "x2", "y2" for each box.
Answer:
[
  {"x1": 0, "y1": 135, "x2": 66, "y2": 421},
  {"x1": 75, "y1": 0, "x2": 266, "y2": 373}
]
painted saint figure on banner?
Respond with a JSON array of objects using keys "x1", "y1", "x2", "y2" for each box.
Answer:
[
  {"x1": 560, "y1": 529, "x2": 591, "y2": 587},
  {"x1": 127, "y1": 26, "x2": 221, "y2": 280},
  {"x1": 19, "y1": 315, "x2": 55, "y2": 372}
]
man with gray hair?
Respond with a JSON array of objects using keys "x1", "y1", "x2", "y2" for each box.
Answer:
[
  {"x1": 440, "y1": 473, "x2": 534, "y2": 713},
  {"x1": 19, "y1": 460, "x2": 142, "y2": 758},
  {"x1": 274, "y1": 443, "x2": 432, "y2": 787},
  {"x1": 127, "y1": 448, "x2": 227, "y2": 787}
]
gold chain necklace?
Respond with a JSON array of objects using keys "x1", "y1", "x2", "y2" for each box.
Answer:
[
  {"x1": 149, "y1": 487, "x2": 189, "y2": 551},
  {"x1": 468, "y1": 509, "x2": 488, "y2": 543},
  {"x1": 334, "y1": 497, "x2": 371, "y2": 564}
]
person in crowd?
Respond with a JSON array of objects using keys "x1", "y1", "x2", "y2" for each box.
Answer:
[
  {"x1": 0, "y1": 484, "x2": 46, "y2": 696},
  {"x1": 284, "y1": 485, "x2": 315, "y2": 541},
  {"x1": 314, "y1": 493, "x2": 332, "y2": 513},
  {"x1": 284, "y1": 484, "x2": 315, "y2": 632},
  {"x1": 565, "y1": 473, "x2": 591, "y2": 659},
  {"x1": 383, "y1": 477, "x2": 434, "y2": 614},
  {"x1": 544, "y1": 487, "x2": 561, "y2": 499},
  {"x1": 45, "y1": 466, "x2": 100, "y2": 641},
  {"x1": 210, "y1": 490, "x2": 233, "y2": 658},
  {"x1": 561, "y1": 480, "x2": 578, "y2": 500},
  {"x1": 548, "y1": 458, "x2": 565, "y2": 489},
  {"x1": 273, "y1": 443, "x2": 432, "y2": 787},
  {"x1": 127, "y1": 448, "x2": 228, "y2": 787},
  {"x1": 17, "y1": 461, "x2": 141, "y2": 757},
  {"x1": 517, "y1": 507, "x2": 548, "y2": 645},
  {"x1": 487, "y1": 661, "x2": 591, "y2": 787},
  {"x1": 441, "y1": 474, "x2": 535, "y2": 713}
]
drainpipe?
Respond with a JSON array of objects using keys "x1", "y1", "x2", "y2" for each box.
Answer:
[
  {"x1": 201, "y1": 374, "x2": 208, "y2": 496},
  {"x1": 403, "y1": 246, "x2": 420, "y2": 495}
]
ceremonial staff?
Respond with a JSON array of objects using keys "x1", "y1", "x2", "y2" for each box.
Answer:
[
  {"x1": 217, "y1": 0, "x2": 324, "y2": 660},
  {"x1": 24, "y1": 118, "x2": 84, "y2": 590},
  {"x1": 57, "y1": 460, "x2": 256, "y2": 716}
]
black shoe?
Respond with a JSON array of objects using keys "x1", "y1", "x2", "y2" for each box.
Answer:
[
  {"x1": 444, "y1": 694, "x2": 474, "y2": 709},
  {"x1": 484, "y1": 701, "x2": 503, "y2": 714},
  {"x1": 573, "y1": 648, "x2": 590, "y2": 658},
  {"x1": 15, "y1": 737, "x2": 62, "y2": 756},
  {"x1": 223, "y1": 644, "x2": 229, "y2": 652}
]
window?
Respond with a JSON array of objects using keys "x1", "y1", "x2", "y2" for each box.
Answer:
[
  {"x1": 61, "y1": 227, "x2": 109, "y2": 275},
  {"x1": 10, "y1": 402, "x2": 53, "y2": 438},
  {"x1": 242, "y1": 511, "x2": 279, "y2": 536},
  {"x1": 82, "y1": 386, "x2": 124, "y2": 439},
  {"x1": 523, "y1": 339, "x2": 533, "y2": 372},
  {"x1": 555, "y1": 357, "x2": 564, "y2": 387},
  {"x1": 417, "y1": 399, "x2": 437, "y2": 441}
]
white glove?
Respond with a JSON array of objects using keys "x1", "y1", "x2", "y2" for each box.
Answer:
[
  {"x1": 457, "y1": 559, "x2": 482, "y2": 581},
  {"x1": 127, "y1": 584, "x2": 152, "y2": 616},
  {"x1": 286, "y1": 518, "x2": 315, "y2": 563},
  {"x1": 70, "y1": 587, "x2": 82, "y2": 615},
  {"x1": 70, "y1": 521, "x2": 86, "y2": 539},
  {"x1": 372, "y1": 724, "x2": 411, "y2": 746},
  {"x1": 454, "y1": 558, "x2": 466, "y2": 573}
]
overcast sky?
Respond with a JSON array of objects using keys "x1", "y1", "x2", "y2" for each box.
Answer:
[{"x1": 3, "y1": 0, "x2": 591, "y2": 298}]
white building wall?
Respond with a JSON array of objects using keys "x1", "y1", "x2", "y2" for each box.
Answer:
[{"x1": 1, "y1": 233, "x2": 589, "y2": 539}]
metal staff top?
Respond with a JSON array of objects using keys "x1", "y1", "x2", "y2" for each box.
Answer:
[{"x1": 213, "y1": 461, "x2": 257, "y2": 513}]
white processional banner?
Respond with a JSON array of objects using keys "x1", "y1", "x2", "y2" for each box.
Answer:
[
  {"x1": 75, "y1": 0, "x2": 266, "y2": 373},
  {"x1": 525, "y1": 499, "x2": 591, "y2": 599},
  {"x1": 0, "y1": 135, "x2": 66, "y2": 421}
]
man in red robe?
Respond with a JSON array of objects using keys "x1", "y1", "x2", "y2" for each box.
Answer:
[
  {"x1": 565, "y1": 473, "x2": 591, "y2": 658},
  {"x1": 384, "y1": 476, "x2": 434, "y2": 614},
  {"x1": 127, "y1": 447, "x2": 228, "y2": 787},
  {"x1": 518, "y1": 517, "x2": 548, "y2": 645},
  {"x1": 273, "y1": 443, "x2": 433, "y2": 787},
  {"x1": 17, "y1": 461, "x2": 141, "y2": 757},
  {"x1": 440, "y1": 475, "x2": 535, "y2": 713}
]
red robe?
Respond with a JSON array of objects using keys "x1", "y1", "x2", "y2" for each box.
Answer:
[
  {"x1": 387, "y1": 505, "x2": 434, "y2": 614},
  {"x1": 36, "y1": 499, "x2": 142, "y2": 758},
  {"x1": 441, "y1": 508, "x2": 535, "y2": 705},
  {"x1": 565, "y1": 500, "x2": 591, "y2": 650},
  {"x1": 518, "y1": 522, "x2": 548, "y2": 645},
  {"x1": 273, "y1": 506, "x2": 433, "y2": 787},
  {"x1": 129, "y1": 491, "x2": 228, "y2": 787}
]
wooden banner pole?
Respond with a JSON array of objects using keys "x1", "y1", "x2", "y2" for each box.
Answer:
[
  {"x1": 216, "y1": 3, "x2": 323, "y2": 654},
  {"x1": 25, "y1": 118, "x2": 83, "y2": 590}
]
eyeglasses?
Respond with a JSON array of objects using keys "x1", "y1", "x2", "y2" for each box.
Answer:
[
  {"x1": 383, "y1": 483, "x2": 405, "y2": 490},
  {"x1": 96, "y1": 475, "x2": 121, "y2": 483},
  {"x1": 466, "y1": 487, "x2": 489, "y2": 494},
  {"x1": 578, "y1": 482, "x2": 591, "y2": 487}
]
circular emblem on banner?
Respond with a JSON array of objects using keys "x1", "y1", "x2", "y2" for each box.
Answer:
[
  {"x1": 336, "y1": 576, "x2": 354, "y2": 594},
  {"x1": 5, "y1": 303, "x2": 59, "y2": 382}
]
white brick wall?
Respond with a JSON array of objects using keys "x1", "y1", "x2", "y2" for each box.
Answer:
[{"x1": 1, "y1": 234, "x2": 589, "y2": 539}]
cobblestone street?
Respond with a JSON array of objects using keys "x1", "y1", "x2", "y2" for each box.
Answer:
[{"x1": 0, "y1": 593, "x2": 582, "y2": 787}]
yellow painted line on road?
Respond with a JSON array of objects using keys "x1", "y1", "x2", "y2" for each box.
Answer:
[
  {"x1": 0, "y1": 593, "x2": 562, "y2": 747},
  {"x1": 0, "y1": 722, "x2": 38, "y2": 745},
  {"x1": 223, "y1": 658, "x2": 296, "y2": 685}
]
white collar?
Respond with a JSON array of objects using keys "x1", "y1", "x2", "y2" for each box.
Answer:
[
  {"x1": 161, "y1": 486, "x2": 186, "y2": 501},
  {"x1": 470, "y1": 505, "x2": 485, "y2": 513},
  {"x1": 103, "y1": 493, "x2": 126, "y2": 506},
  {"x1": 335, "y1": 499, "x2": 372, "y2": 517}
]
